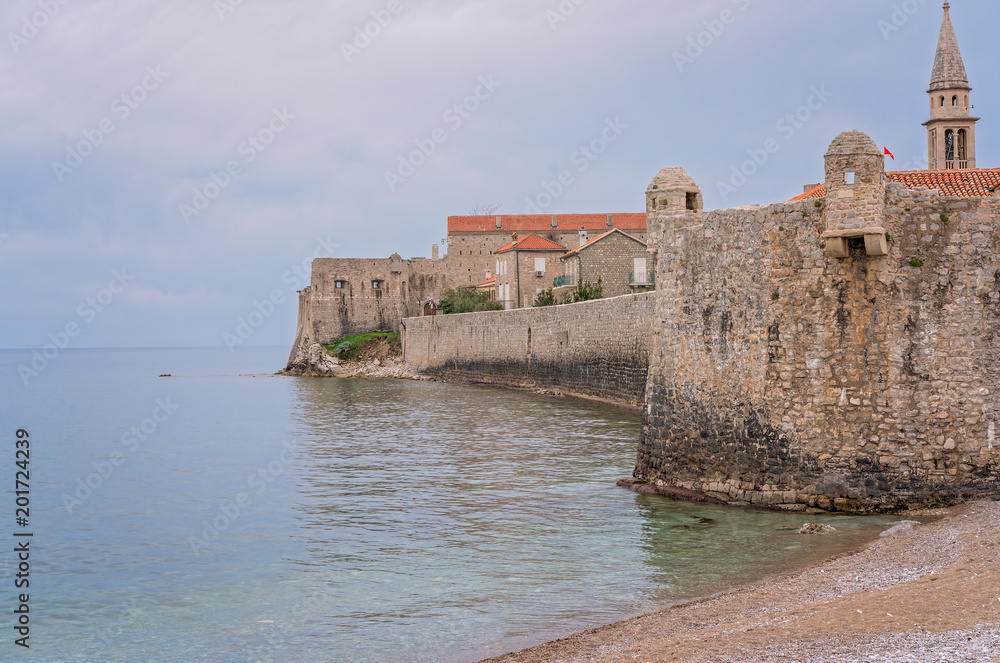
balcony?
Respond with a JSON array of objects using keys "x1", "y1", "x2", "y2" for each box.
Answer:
[
  {"x1": 629, "y1": 272, "x2": 655, "y2": 286},
  {"x1": 553, "y1": 274, "x2": 576, "y2": 288}
]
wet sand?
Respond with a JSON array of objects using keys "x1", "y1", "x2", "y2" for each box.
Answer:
[{"x1": 479, "y1": 501, "x2": 1000, "y2": 663}]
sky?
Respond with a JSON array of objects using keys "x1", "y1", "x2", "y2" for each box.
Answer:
[{"x1": 0, "y1": 0, "x2": 996, "y2": 351}]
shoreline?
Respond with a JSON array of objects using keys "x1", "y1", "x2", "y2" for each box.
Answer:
[
  {"x1": 279, "y1": 355, "x2": 643, "y2": 411},
  {"x1": 475, "y1": 500, "x2": 1000, "y2": 662}
]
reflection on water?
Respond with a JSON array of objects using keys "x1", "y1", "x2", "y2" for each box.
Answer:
[
  {"x1": 285, "y1": 377, "x2": 899, "y2": 663},
  {"x1": 0, "y1": 348, "x2": 902, "y2": 663}
]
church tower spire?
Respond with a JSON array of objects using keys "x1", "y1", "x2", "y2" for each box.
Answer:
[{"x1": 924, "y1": 2, "x2": 979, "y2": 169}]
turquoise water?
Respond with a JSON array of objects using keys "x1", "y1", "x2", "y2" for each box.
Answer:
[{"x1": 0, "y1": 348, "x2": 899, "y2": 662}]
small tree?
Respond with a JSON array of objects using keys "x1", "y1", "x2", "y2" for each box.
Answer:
[
  {"x1": 572, "y1": 278, "x2": 603, "y2": 303},
  {"x1": 439, "y1": 287, "x2": 504, "y2": 314},
  {"x1": 469, "y1": 203, "x2": 503, "y2": 216},
  {"x1": 533, "y1": 289, "x2": 557, "y2": 307}
]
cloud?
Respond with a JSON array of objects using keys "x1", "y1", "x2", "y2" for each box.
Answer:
[{"x1": 0, "y1": 0, "x2": 995, "y2": 348}]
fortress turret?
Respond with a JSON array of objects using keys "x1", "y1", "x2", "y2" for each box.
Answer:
[
  {"x1": 645, "y1": 168, "x2": 702, "y2": 257},
  {"x1": 821, "y1": 130, "x2": 888, "y2": 258}
]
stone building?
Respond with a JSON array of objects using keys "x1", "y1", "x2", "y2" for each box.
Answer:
[
  {"x1": 924, "y1": 1, "x2": 978, "y2": 170},
  {"x1": 285, "y1": 252, "x2": 446, "y2": 371},
  {"x1": 494, "y1": 234, "x2": 567, "y2": 309},
  {"x1": 445, "y1": 213, "x2": 646, "y2": 287},
  {"x1": 475, "y1": 275, "x2": 498, "y2": 302},
  {"x1": 554, "y1": 228, "x2": 653, "y2": 300}
]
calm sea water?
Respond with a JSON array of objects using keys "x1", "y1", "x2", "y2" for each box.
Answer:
[{"x1": 0, "y1": 347, "x2": 900, "y2": 663}]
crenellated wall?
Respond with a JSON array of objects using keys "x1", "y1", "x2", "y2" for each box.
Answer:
[
  {"x1": 637, "y1": 182, "x2": 1000, "y2": 511},
  {"x1": 402, "y1": 292, "x2": 656, "y2": 407}
]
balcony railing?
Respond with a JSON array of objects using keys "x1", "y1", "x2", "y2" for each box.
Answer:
[
  {"x1": 945, "y1": 160, "x2": 970, "y2": 170},
  {"x1": 629, "y1": 272, "x2": 655, "y2": 286},
  {"x1": 553, "y1": 274, "x2": 576, "y2": 288}
]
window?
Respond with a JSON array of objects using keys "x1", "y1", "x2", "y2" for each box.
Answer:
[
  {"x1": 945, "y1": 129, "x2": 955, "y2": 162},
  {"x1": 335, "y1": 280, "x2": 345, "y2": 289},
  {"x1": 953, "y1": 96, "x2": 958, "y2": 106},
  {"x1": 634, "y1": 258, "x2": 648, "y2": 285},
  {"x1": 940, "y1": 96, "x2": 945, "y2": 107},
  {"x1": 845, "y1": 169, "x2": 856, "y2": 185},
  {"x1": 372, "y1": 280, "x2": 381, "y2": 289},
  {"x1": 686, "y1": 192, "x2": 697, "y2": 211},
  {"x1": 534, "y1": 258, "x2": 546, "y2": 276}
]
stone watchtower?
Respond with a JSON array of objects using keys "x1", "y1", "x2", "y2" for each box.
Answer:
[
  {"x1": 644, "y1": 167, "x2": 703, "y2": 258},
  {"x1": 822, "y1": 130, "x2": 889, "y2": 258},
  {"x1": 923, "y1": 2, "x2": 979, "y2": 170}
]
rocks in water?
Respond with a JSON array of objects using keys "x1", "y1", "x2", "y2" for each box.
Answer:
[
  {"x1": 671, "y1": 515, "x2": 717, "y2": 530},
  {"x1": 799, "y1": 523, "x2": 838, "y2": 534},
  {"x1": 879, "y1": 520, "x2": 921, "y2": 537},
  {"x1": 308, "y1": 344, "x2": 348, "y2": 376},
  {"x1": 775, "y1": 503, "x2": 808, "y2": 512}
]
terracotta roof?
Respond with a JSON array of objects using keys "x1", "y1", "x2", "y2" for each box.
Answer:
[
  {"x1": 886, "y1": 169, "x2": 1000, "y2": 196},
  {"x1": 448, "y1": 213, "x2": 646, "y2": 233},
  {"x1": 789, "y1": 184, "x2": 827, "y2": 201},
  {"x1": 561, "y1": 228, "x2": 646, "y2": 259},
  {"x1": 788, "y1": 168, "x2": 1000, "y2": 201},
  {"x1": 494, "y1": 234, "x2": 567, "y2": 254},
  {"x1": 475, "y1": 276, "x2": 496, "y2": 287}
]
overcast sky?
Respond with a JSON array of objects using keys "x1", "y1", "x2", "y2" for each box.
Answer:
[{"x1": 0, "y1": 0, "x2": 995, "y2": 351}]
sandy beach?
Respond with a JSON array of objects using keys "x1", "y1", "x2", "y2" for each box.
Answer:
[{"x1": 479, "y1": 500, "x2": 1000, "y2": 663}]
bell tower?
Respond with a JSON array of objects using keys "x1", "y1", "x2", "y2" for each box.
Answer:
[{"x1": 923, "y1": 2, "x2": 979, "y2": 170}]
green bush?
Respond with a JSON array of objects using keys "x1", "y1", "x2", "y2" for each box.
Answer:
[
  {"x1": 571, "y1": 278, "x2": 603, "y2": 303},
  {"x1": 909, "y1": 258, "x2": 925, "y2": 268},
  {"x1": 533, "y1": 290, "x2": 557, "y2": 307},
  {"x1": 324, "y1": 332, "x2": 400, "y2": 360},
  {"x1": 439, "y1": 287, "x2": 504, "y2": 314}
]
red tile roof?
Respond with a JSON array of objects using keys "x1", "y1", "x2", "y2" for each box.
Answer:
[
  {"x1": 561, "y1": 228, "x2": 646, "y2": 259},
  {"x1": 494, "y1": 234, "x2": 567, "y2": 254},
  {"x1": 789, "y1": 184, "x2": 827, "y2": 201},
  {"x1": 789, "y1": 168, "x2": 1000, "y2": 201},
  {"x1": 475, "y1": 276, "x2": 496, "y2": 287},
  {"x1": 887, "y1": 168, "x2": 1000, "y2": 197},
  {"x1": 448, "y1": 213, "x2": 646, "y2": 233}
]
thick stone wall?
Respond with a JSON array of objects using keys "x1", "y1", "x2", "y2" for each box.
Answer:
[
  {"x1": 638, "y1": 184, "x2": 1000, "y2": 512},
  {"x1": 286, "y1": 255, "x2": 446, "y2": 371},
  {"x1": 403, "y1": 292, "x2": 656, "y2": 407}
]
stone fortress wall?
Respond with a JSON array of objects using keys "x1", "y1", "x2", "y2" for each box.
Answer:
[
  {"x1": 286, "y1": 254, "x2": 446, "y2": 372},
  {"x1": 637, "y1": 133, "x2": 1000, "y2": 512},
  {"x1": 402, "y1": 292, "x2": 656, "y2": 407}
]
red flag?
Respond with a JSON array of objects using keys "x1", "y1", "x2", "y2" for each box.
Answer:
[{"x1": 883, "y1": 146, "x2": 895, "y2": 160}]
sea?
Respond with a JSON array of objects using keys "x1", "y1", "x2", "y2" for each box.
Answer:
[{"x1": 0, "y1": 347, "x2": 901, "y2": 663}]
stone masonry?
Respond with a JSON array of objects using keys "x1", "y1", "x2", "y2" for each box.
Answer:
[
  {"x1": 556, "y1": 229, "x2": 653, "y2": 300},
  {"x1": 403, "y1": 292, "x2": 656, "y2": 407},
  {"x1": 446, "y1": 213, "x2": 647, "y2": 286},
  {"x1": 636, "y1": 130, "x2": 1000, "y2": 512},
  {"x1": 286, "y1": 253, "x2": 446, "y2": 371}
]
